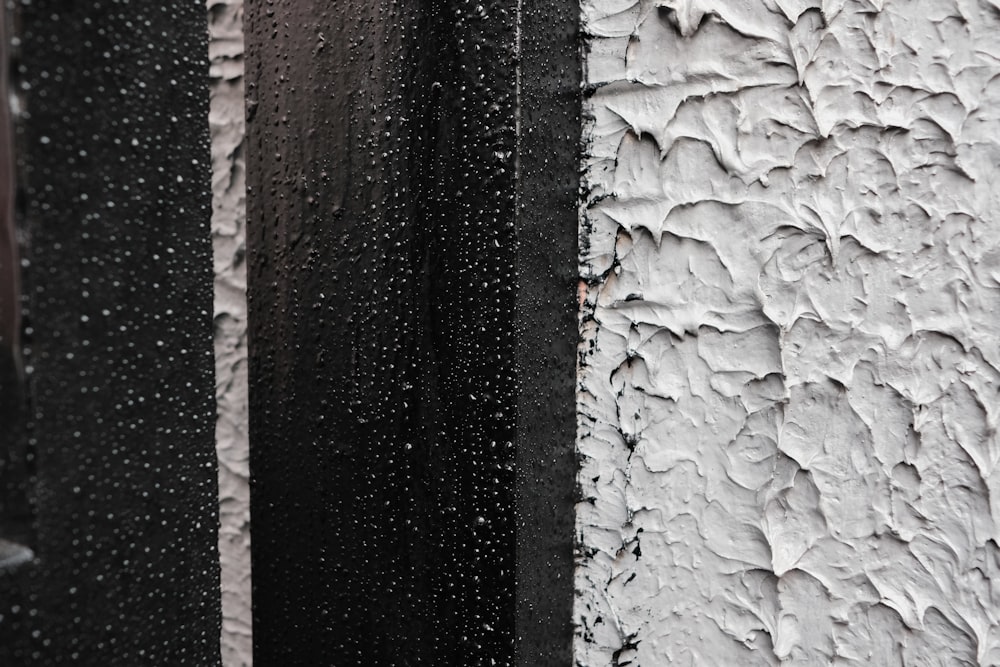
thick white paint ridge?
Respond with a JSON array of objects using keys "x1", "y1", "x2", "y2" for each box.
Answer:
[{"x1": 575, "y1": 0, "x2": 1000, "y2": 664}]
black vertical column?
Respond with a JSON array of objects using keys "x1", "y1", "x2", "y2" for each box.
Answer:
[
  {"x1": 515, "y1": 0, "x2": 581, "y2": 663},
  {"x1": 246, "y1": 0, "x2": 579, "y2": 664},
  {"x1": 0, "y1": 2, "x2": 221, "y2": 664}
]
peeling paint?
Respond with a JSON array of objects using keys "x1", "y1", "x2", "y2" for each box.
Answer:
[
  {"x1": 576, "y1": 1, "x2": 1000, "y2": 664},
  {"x1": 208, "y1": 1, "x2": 251, "y2": 664}
]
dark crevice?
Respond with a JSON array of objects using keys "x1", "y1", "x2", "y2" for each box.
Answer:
[{"x1": 0, "y1": 0, "x2": 33, "y2": 562}]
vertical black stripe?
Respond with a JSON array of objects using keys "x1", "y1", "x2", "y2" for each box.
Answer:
[
  {"x1": 246, "y1": 1, "x2": 517, "y2": 663},
  {"x1": 0, "y1": 2, "x2": 221, "y2": 663},
  {"x1": 0, "y1": 3, "x2": 32, "y2": 553},
  {"x1": 515, "y1": 0, "x2": 581, "y2": 663},
  {"x1": 245, "y1": 1, "x2": 578, "y2": 664}
]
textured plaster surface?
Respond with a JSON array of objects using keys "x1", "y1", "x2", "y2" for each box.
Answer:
[
  {"x1": 575, "y1": 1, "x2": 1000, "y2": 664},
  {"x1": 209, "y1": 1, "x2": 251, "y2": 664}
]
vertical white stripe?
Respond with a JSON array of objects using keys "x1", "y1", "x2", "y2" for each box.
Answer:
[
  {"x1": 208, "y1": 1, "x2": 251, "y2": 665},
  {"x1": 576, "y1": 1, "x2": 1000, "y2": 664}
]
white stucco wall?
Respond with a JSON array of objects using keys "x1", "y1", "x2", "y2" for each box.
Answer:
[
  {"x1": 209, "y1": 1, "x2": 251, "y2": 664},
  {"x1": 575, "y1": 1, "x2": 1000, "y2": 664}
]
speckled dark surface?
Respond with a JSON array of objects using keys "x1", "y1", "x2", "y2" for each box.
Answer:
[
  {"x1": 515, "y1": 0, "x2": 580, "y2": 664},
  {"x1": 244, "y1": 0, "x2": 579, "y2": 664},
  {"x1": 0, "y1": 2, "x2": 221, "y2": 664}
]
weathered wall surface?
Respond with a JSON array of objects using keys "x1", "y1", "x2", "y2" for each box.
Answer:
[
  {"x1": 576, "y1": 1, "x2": 1000, "y2": 664},
  {"x1": 208, "y1": 1, "x2": 251, "y2": 665}
]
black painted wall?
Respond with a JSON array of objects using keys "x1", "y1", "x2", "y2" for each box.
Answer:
[
  {"x1": 245, "y1": 0, "x2": 578, "y2": 665},
  {"x1": 0, "y1": 3, "x2": 222, "y2": 664},
  {"x1": 515, "y1": 0, "x2": 581, "y2": 663},
  {"x1": 245, "y1": 0, "x2": 517, "y2": 663}
]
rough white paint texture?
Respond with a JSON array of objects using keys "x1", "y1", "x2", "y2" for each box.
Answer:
[
  {"x1": 575, "y1": 1, "x2": 1000, "y2": 664},
  {"x1": 209, "y1": 1, "x2": 251, "y2": 665}
]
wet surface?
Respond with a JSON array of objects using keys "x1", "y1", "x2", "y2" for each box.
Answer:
[
  {"x1": 245, "y1": 1, "x2": 518, "y2": 663},
  {"x1": 0, "y1": 2, "x2": 221, "y2": 663}
]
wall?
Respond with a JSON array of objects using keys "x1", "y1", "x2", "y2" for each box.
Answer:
[
  {"x1": 4, "y1": 1, "x2": 998, "y2": 664},
  {"x1": 208, "y1": 1, "x2": 252, "y2": 665},
  {"x1": 243, "y1": 1, "x2": 523, "y2": 662},
  {"x1": 576, "y1": 0, "x2": 1000, "y2": 664},
  {"x1": 0, "y1": 2, "x2": 222, "y2": 663}
]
